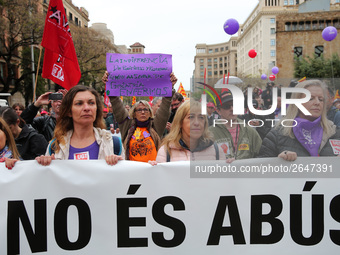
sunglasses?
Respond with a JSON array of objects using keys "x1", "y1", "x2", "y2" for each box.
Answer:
[{"x1": 171, "y1": 102, "x2": 181, "y2": 108}]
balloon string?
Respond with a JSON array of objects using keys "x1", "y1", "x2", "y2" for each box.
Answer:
[{"x1": 330, "y1": 42, "x2": 335, "y2": 88}]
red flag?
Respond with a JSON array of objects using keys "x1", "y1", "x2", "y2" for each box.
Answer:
[{"x1": 41, "y1": 0, "x2": 81, "y2": 90}]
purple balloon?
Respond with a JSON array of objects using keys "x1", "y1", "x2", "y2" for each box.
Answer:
[
  {"x1": 322, "y1": 26, "x2": 338, "y2": 41},
  {"x1": 272, "y1": 66, "x2": 279, "y2": 74},
  {"x1": 223, "y1": 19, "x2": 239, "y2": 35},
  {"x1": 261, "y1": 74, "x2": 267, "y2": 80}
]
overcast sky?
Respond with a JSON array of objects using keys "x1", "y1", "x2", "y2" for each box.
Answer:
[{"x1": 71, "y1": 0, "x2": 259, "y2": 91}]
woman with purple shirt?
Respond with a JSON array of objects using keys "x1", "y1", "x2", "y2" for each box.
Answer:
[
  {"x1": 35, "y1": 85, "x2": 123, "y2": 166},
  {"x1": 259, "y1": 80, "x2": 340, "y2": 161}
]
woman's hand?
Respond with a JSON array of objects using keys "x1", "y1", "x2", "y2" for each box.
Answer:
[
  {"x1": 36, "y1": 154, "x2": 55, "y2": 166},
  {"x1": 105, "y1": 154, "x2": 123, "y2": 165},
  {"x1": 102, "y1": 71, "x2": 109, "y2": 84},
  {"x1": 226, "y1": 158, "x2": 235, "y2": 164},
  {"x1": 170, "y1": 72, "x2": 178, "y2": 88},
  {"x1": 148, "y1": 160, "x2": 158, "y2": 166},
  {"x1": 5, "y1": 158, "x2": 19, "y2": 170},
  {"x1": 278, "y1": 151, "x2": 297, "y2": 161}
]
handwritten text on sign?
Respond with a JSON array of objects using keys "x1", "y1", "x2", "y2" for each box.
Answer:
[{"x1": 106, "y1": 53, "x2": 172, "y2": 97}]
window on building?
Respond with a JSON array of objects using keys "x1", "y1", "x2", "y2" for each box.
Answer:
[
  {"x1": 219, "y1": 58, "x2": 222, "y2": 61},
  {"x1": 197, "y1": 48, "x2": 206, "y2": 54},
  {"x1": 200, "y1": 65, "x2": 204, "y2": 70},
  {"x1": 225, "y1": 46, "x2": 228, "y2": 50},
  {"x1": 284, "y1": 0, "x2": 288, "y2": 5},
  {"x1": 285, "y1": 22, "x2": 291, "y2": 31},
  {"x1": 319, "y1": 20, "x2": 325, "y2": 29},
  {"x1": 208, "y1": 49, "x2": 213, "y2": 53},
  {"x1": 208, "y1": 71, "x2": 212, "y2": 76},
  {"x1": 75, "y1": 17, "x2": 79, "y2": 26},
  {"x1": 200, "y1": 59, "x2": 204, "y2": 63},
  {"x1": 315, "y1": 46, "x2": 324, "y2": 57},
  {"x1": 208, "y1": 59, "x2": 212, "y2": 63},
  {"x1": 294, "y1": 46, "x2": 303, "y2": 58},
  {"x1": 232, "y1": 41, "x2": 236, "y2": 47},
  {"x1": 219, "y1": 64, "x2": 223, "y2": 68},
  {"x1": 289, "y1": 0, "x2": 294, "y2": 5},
  {"x1": 336, "y1": 0, "x2": 340, "y2": 3},
  {"x1": 224, "y1": 63, "x2": 227, "y2": 67},
  {"x1": 305, "y1": 21, "x2": 311, "y2": 30},
  {"x1": 0, "y1": 63, "x2": 4, "y2": 80},
  {"x1": 69, "y1": 12, "x2": 73, "y2": 21},
  {"x1": 270, "y1": 50, "x2": 276, "y2": 57},
  {"x1": 214, "y1": 64, "x2": 217, "y2": 69},
  {"x1": 200, "y1": 72, "x2": 204, "y2": 76},
  {"x1": 208, "y1": 65, "x2": 212, "y2": 69},
  {"x1": 220, "y1": 47, "x2": 224, "y2": 51},
  {"x1": 79, "y1": 21, "x2": 82, "y2": 27},
  {"x1": 214, "y1": 58, "x2": 217, "y2": 62},
  {"x1": 224, "y1": 70, "x2": 228, "y2": 74},
  {"x1": 215, "y1": 48, "x2": 218, "y2": 52},
  {"x1": 220, "y1": 71, "x2": 223, "y2": 75},
  {"x1": 270, "y1": 18, "x2": 275, "y2": 24},
  {"x1": 292, "y1": 22, "x2": 297, "y2": 31},
  {"x1": 270, "y1": 28, "x2": 275, "y2": 34},
  {"x1": 326, "y1": 20, "x2": 332, "y2": 27},
  {"x1": 270, "y1": 39, "x2": 275, "y2": 46},
  {"x1": 298, "y1": 21, "x2": 304, "y2": 30},
  {"x1": 214, "y1": 71, "x2": 218, "y2": 75},
  {"x1": 333, "y1": 19, "x2": 340, "y2": 28},
  {"x1": 312, "y1": 20, "x2": 318, "y2": 29}
]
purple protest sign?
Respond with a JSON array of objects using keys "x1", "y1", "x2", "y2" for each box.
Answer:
[{"x1": 106, "y1": 53, "x2": 172, "y2": 97}]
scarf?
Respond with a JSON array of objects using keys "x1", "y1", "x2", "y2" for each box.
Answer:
[
  {"x1": 292, "y1": 117, "x2": 323, "y2": 156},
  {"x1": 135, "y1": 118, "x2": 150, "y2": 127}
]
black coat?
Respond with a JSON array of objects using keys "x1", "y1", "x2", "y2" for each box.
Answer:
[
  {"x1": 16, "y1": 124, "x2": 48, "y2": 160},
  {"x1": 259, "y1": 125, "x2": 340, "y2": 157},
  {"x1": 21, "y1": 103, "x2": 57, "y2": 142}
]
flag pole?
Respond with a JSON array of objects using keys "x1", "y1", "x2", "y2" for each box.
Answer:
[{"x1": 33, "y1": 45, "x2": 43, "y2": 102}]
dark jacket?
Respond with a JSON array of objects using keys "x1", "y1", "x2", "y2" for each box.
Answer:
[
  {"x1": 20, "y1": 103, "x2": 56, "y2": 142},
  {"x1": 16, "y1": 124, "x2": 48, "y2": 160},
  {"x1": 259, "y1": 124, "x2": 340, "y2": 157}
]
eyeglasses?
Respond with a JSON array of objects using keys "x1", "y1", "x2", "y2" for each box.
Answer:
[
  {"x1": 135, "y1": 108, "x2": 150, "y2": 113},
  {"x1": 171, "y1": 102, "x2": 181, "y2": 108},
  {"x1": 220, "y1": 104, "x2": 233, "y2": 110}
]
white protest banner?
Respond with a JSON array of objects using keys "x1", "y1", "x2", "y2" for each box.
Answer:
[{"x1": 0, "y1": 158, "x2": 339, "y2": 254}]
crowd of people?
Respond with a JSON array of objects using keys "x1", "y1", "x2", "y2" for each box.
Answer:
[{"x1": 0, "y1": 76, "x2": 339, "y2": 169}]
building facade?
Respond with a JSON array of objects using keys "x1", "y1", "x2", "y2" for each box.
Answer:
[
  {"x1": 42, "y1": 0, "x2": 89, "y2": 28},
  {"x1": 193, "y1": 39, "x2": 238, "y2": 91},
  {"x1": 276, "y1": 4, "x2": 340, "y2": 79}
]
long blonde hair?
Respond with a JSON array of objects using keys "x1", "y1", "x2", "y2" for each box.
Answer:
[
  {"x1": 160, "y1": 100, "x2": 213, "y2": 156},
  {"x1": 279, "y1": 80, "x2": 333, "y2": 137}
]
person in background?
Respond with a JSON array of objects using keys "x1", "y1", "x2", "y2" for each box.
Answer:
[
  {"x1": 33, "y1": 85, "x2": 122, "y2": 166},
  {"x1": 12, "y1": 103, "x2": 25, "y2": 116},
  {"x1": 105, "y1": 105, "x2": 120, "y2": 134},
  {"x1": 102, "y1": 71, "x2": 178, "y2": 162},
  {"x1": 151, "y1": 97, "x2": 162, "y2": 116},
  {"x1": 0, "y1": 107, "x2": 48, "y2": 160},
  {"x1": 326, "y1": 87, "x2": 340, "y2": 127},
  {"x1": 154, "y1": 100, "x2": 225, "y2": 163},
  {"x1": 0, "y1": 118, "x2": 20, "y2": 168},
  {"x1": 209, "y1": 91, "x2": 262, "y2": 160},
  {"x1": 259, "y1": 80, "x2": 340, "y2": 160},
  {"x1": 125, "y1": 104, "x2": 131, "y2": 112},
  {"x1": 334, "y1": 99, "x2": 340, "y2": 110},
  {"x1": 165, "y1": 92, "x2": 184, "y2": 133},
  {"x1": 206, "y1": 102, "x2": 220, "y2": 127},
  {"x1": 40, "y1": 109, "x2": 48, "y2": 116},
  {"x1": 20, "y1": 89, "x2": 67, "y2": 142}
]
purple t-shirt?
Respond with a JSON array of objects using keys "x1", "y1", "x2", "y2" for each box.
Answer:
[{"x1": 68, "y1": 141, "x2": 100, "y2": 160}]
